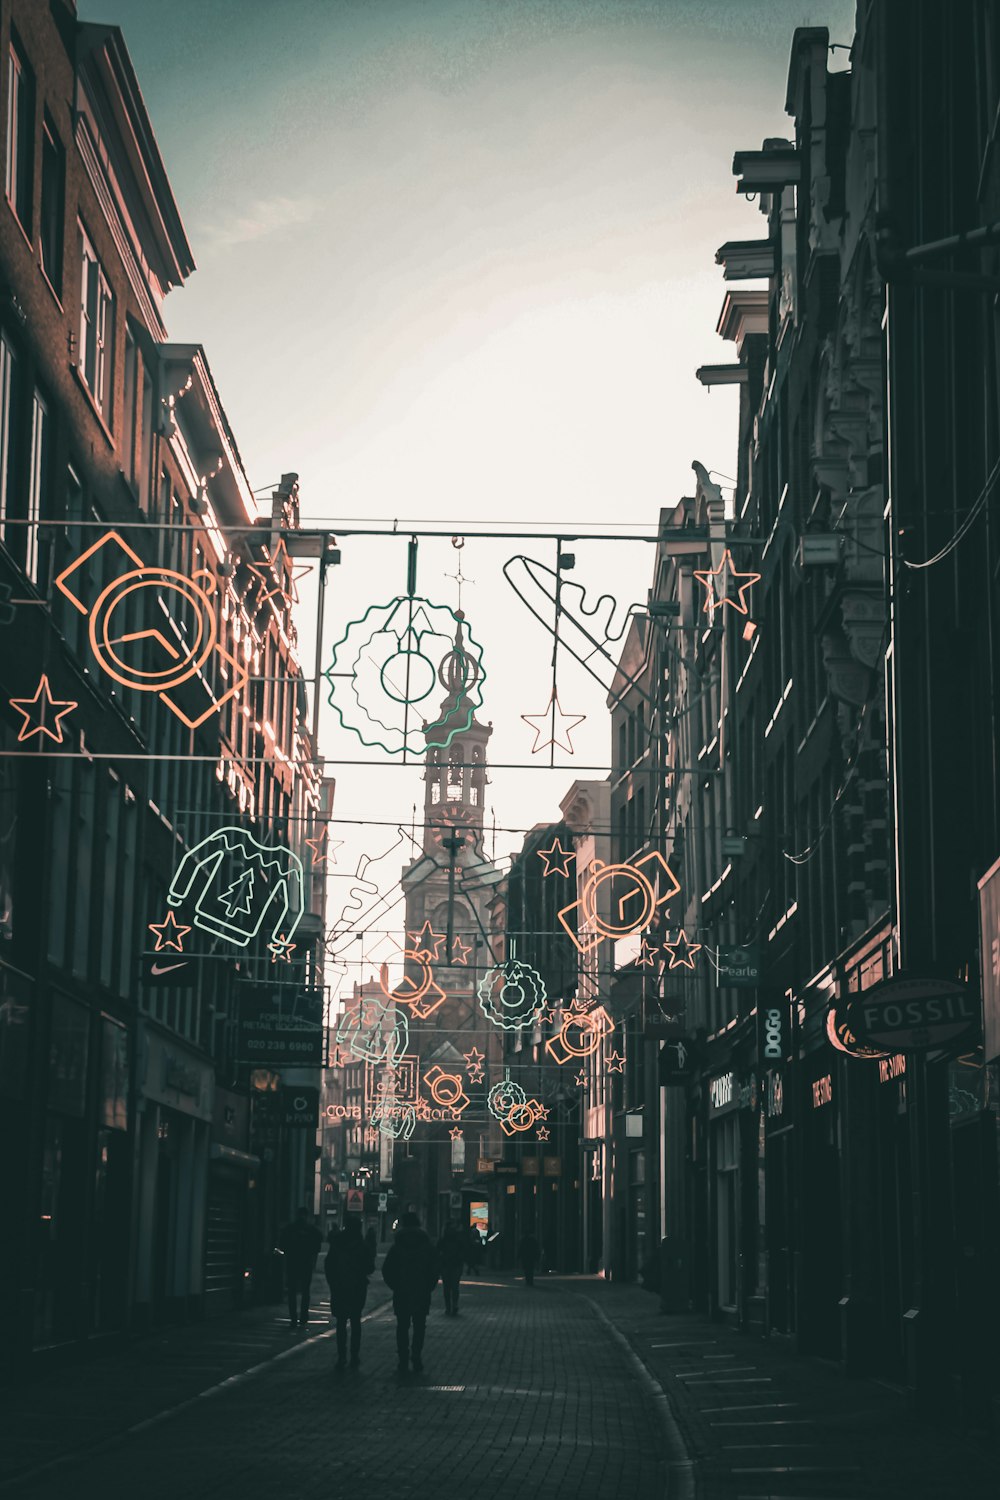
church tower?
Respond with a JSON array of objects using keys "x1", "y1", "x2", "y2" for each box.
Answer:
[{"x1": 396, "y1": 616, "x2": 504, "y2": 1228}]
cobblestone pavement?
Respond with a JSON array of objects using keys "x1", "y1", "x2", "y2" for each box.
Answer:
[
  {"x1": 6, "y1": 1276, "x2": 668, "y2": 1499},
  {"x1": 7, "y1": 1274, "x2": 998, "y2": 1499}
]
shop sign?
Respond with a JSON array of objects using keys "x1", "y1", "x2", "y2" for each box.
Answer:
[
  {"x1": 756, "y1": 998, "x2": 790, "y2": 1068},
  {"x1": 543, "y1": 1156, "x2": 561, "y2": 1177},
  {"x1": 345, "y1": 1188, "x2": 364, "y2": 1213},
  {"x1": 846, "y1": 975, "x2": 977, "y2": 1052},
  {"x1": 826, "y1": 1001, "x2": 888, "y2": 1060},
  {"x1": 811, "y1": 1074, "x2": 833, "y2": 1109},
  {"x1": 140, "y1": 1023, "x2": 212, "y2": 1121},
  {"x1": 494, "y1": 1162, "x2": 519, "y2": 1177},
  {"x1": 708, "y1": 1070, "x2": 736, "y2": 1117},
  {"x1": 878, "y1": 1054, "x2": 906, "y2": 1084},
  {"x1": 659, "y1": 1037, "x2": 698, "y2": 1086},
  {"x1": 477, "y1": 1157, "x2": 495, "y2": 1174},
  {"x1": 281, "y1": 1086, "x2": 319, "y2": 1129},
  {"x1": 978, "y1": 854, "x2": 1000, "y2": 1062},
  {"x1": 142, "y1": 952, "x2": 199, "y2": 988},
  {"x1": 716, "y1": 945, "x2": 760, "y2": 987},
  {"x1": 237, "y1": 987, "x2": 323, "y2": 1066},
  {"x1": 523, "y1": 1156, "x2": 540, "y2": 1176},
  {"x1": 765, "y1": 1069, "x2": 784, "y2": 1119}
]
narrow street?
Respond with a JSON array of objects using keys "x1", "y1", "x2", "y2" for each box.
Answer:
[{"x1": 4, "y1": 1277, "x2": 996, "y2": 1499}]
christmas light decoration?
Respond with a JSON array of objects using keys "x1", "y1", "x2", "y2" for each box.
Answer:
[
  {"x1": 545, "y1": 1004, "x2": 613, "y2": 1065},
  {"x1": 558, "y1": 852, "x2": 680, "y2": 955},
  {"x1": 167, "y1": 828, "x2": 304, "y2": 952},
  {"x1": 407, "y1": 921, "x2": 447, "y2": 961},
  {"x1": 521, "y1": 691, "x2": 586, "y2": 755},
  {"x1": 607, "y1": 1051, "x2": 626, "y2": 1073},
  {"x1": 537, "y1": 838, "x2": 576, "y2": 878},
  {"x1": 323, "y1": 595, "x2": 485, "y2": 757},
  {"x1": 378, "y1": 952, "x2": 447, "y2": 1020},
  {"x1": 10, "y1": 675, "x2": 77, "y2": 743},
  {"x1": 54, "y1": 530, "x2": 246, "y2": 730},
  {"x1": 333, "y1": 997, "x2": 409, "y2": 1068},
  {"x1": 304, "y1": 825, "x2": 341, "y2": 866},
  {"x1": 693, "y1": 549, "x2": 760, "y2": 618},
  {"x1": 477, "y1": 943, "x2": 547, "y2": 1032},
  {"x1": 487, "y1": 1071, "x2": 527, "y2": 1121},
  {"x1": 247, "y1": 537, "x2": 311, "y2": 610},
  {"x1": 148, "y1": 910, "x2": 191, "y2": 953},
  {"x1": 424, "y1": 1065, "x2": 470, "y2": 1117},
  {"x1": 662, "y1": 929, "x2": 702, "y2": 970}
]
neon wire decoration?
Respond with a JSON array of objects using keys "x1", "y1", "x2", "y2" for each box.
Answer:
[
  {"x1": 545, "y1": 1004, "x2": 613, "y2": 1065},
  {"x1": 662, "y1": 929, "x2": 702, "y2": 969},
  {"x1": 537, "y1": 837, "x2": 575, "y2": 878},
  {"x1": 521, "y1": 692, "x2": 586, "y2": 755},
  {"x1": 558, "y1": 851, "x2": 680, "y2": 955},
  {"x1": 692, "y1": 550, "x2": 761, "y2": 618},
  {"x1": 477, "y1": 942, "x2": 547, "y2": 1032},
  {"x1": 334, "y1": 997, "x2": 409, "y2": 1068},
  {"x1": 165, "y1": 828, "x2": 304, "y2": 956},
  {"x1": 487, "y1": 1071, "x2": 526, "y2": 1121},
  {"x1": 323, "y1": 589, "x2": 486, "y2": 758},
  {"x1": 10, "y1": 675, "x2": 77, "y2": 743},
  {"x1": 424, "y1": 1065, "x2": 470, "y2": 1118},
  {"x1": 54, "y1": 531, "x2": 247, "y2": 730}
]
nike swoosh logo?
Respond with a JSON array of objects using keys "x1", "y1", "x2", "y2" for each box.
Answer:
[{"x1": 150, "y1": 961, "x2": 187, "y2": 976}]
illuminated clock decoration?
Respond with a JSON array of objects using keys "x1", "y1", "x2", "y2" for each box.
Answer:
[
  {"x1": 424, "y1": 1065, "x2": 471, "y2": 1118},
  {"x1": 545, "y1": 1004, "x2": 613, "y2": 1065},
  {"x1": 379, "y1": 949, "x2": 448, "y2": 1019},
  {"x1": 500, "y1": 1098, "x2": 544, "y2": 1136},
  {"x1": 558, "y1": 852, "x2": 681, "y2": 956},
  {"x1": 323, "y1": 595, "x2": 486, "y2": 757},
  {"x1": 477, "y1": 942, "x2": 548, "y2": 1032},
  {"x1": 693, "y1": 549, "x2": 761, "y2": 619}
]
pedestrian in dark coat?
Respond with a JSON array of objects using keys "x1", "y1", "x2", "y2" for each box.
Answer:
[
  {"x1": 382, "y1": 1211, "x2": 439, "y2": 1372},
  {"x1": 518, "y1": 1230, "x2": 540, "y2": 1288},
  {"x1": 436, "y1": 1221, "x2": 466, "y2": 1315},
  {"x1": 325, "y1": 1219, "x2": 375, "y2": 1368},
  {"x1": 278, "y1": 1207, "x2": 322, "y2": 1328},
  {"x1": 465, "y1": 1226, "x2": 484, "y2": 1275}
]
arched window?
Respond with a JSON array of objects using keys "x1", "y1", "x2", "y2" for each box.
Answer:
[{"x1": 447, "y1": 746, "x2": 464, "y2": 801}]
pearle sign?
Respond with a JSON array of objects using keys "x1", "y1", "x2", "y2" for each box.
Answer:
[{"x1": 846, "y1": 975, "x2": 977, "y2": 1052}]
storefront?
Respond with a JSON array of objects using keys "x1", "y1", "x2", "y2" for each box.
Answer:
[
  {"x1": 206, "y1": 1086, "x2": 256, "y2": 1314},
  {"x1": 797, "y1": 1047, "x2": 842, "y2": 1358},
  {"x1": 132, "y1": 1022, "x2": 213, "y2": 1326}
]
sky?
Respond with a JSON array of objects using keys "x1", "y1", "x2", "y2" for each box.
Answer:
[{"x1": 81, "y1": 0, "x2": 856, "y2": 991}]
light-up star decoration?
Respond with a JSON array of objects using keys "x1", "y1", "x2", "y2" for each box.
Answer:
[
  {"x1": 305, "y1": 825, "x2": 341, "y2": 866},
  {"x1": 537, "y1": 1126, "x2": 551, "y2": 1141},
  {"x1": 636, "y1": 937, "x2": 660, "y2": 969},
  {"x1": 148, "y1": 910, "x2": 191, "y2": 953},
  {"x1": 538, "y1": 838, "x2": 576, "y2": 878},
  {"x1": 11, "y1": 675, "x2": 77, "y2": 743},
  {"x1": 324, "y1": 597, "x2": 486, "y2": 757},
  {"x1": 693, "y1": 550, "x2": 761, "y2": 618},
  {"x1": 451, "y1": 935, "x2": 472, "y2": 965},
  {"x1": 462, "y1": 1047, "x2": 485, "y2": 1083},
  {"x1": 408, "y1": 921, "x2": 447, "y2": 962},
  {"x1": 663, "y1": 929, "x2": 702, "y2": 970},
  {"x1": 248, "y1": 537, "x2": 312, "y2": 611},
  {"x1": 269, "y1": 934, "x2": 296, "y2": 964},
  {"x1": 607, "y1": 1051, "x2": 626, "y2": 1073},
  {"x1": 449, "y1": 1127, "x2": 463, "y2": 1142},
  {"x1": 521, "y1": 692, "x2": 586, "y2": 755}
]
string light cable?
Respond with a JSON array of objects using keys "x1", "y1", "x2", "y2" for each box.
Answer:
[{"x1": 902, "y1": 455, "x2": 1000, "y2": 570}]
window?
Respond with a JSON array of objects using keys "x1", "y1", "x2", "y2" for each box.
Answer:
[
  {"x1": 122, "y1": 328, "x2": 137, "y2": 484},
  {"x1": 0, "y1": 333, "x2": 16, "y2": 543},
  {"x1": 79, "y1": 227, "x2": 114, "y2": 418},
  {"x1": 39, "y1": 116, "x2": 63, "y2": 292},
  {"x1": 5, "y1": 38, "x2": 33, "y2": 233},
  {"x1": 27, "y1": 388, "x2": 48, "y2": 582}
]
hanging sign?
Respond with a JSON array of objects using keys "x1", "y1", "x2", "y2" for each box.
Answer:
[
  {"x1": 846, "y1": 974, "x2": 977, "y2": 1052},
  {"x1": 237, "y1": 987, "x2": 324, "y2": 1065},
  {"x1": 717, "y1": 945, "x2": 760, "y2": 988},
  {"x1": 756, "y1": 998, "x2": 790, "y2": 1067}
]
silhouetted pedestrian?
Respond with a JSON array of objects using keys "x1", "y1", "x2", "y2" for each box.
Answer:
[
  {"x1": 325, "y1": 1219, "x2": 375, "y2": 1369},
  {"x1": 437, "y1": 1220, "x2": 466, "y2": 1315},
  {"x1": 382, "y1": 1211, "x2": 438, "y2": 1373},
  {"x1": 278, "y1": 1207, "x2": 322, "y2": 1328},
  {"x1": 519, "y1": 1230, "x2": 540, "y2": 1287},
  {"x1": 465, "y1": 1226, "x2": 484, "y2": 1275},
  {"x1": 364, "y1": 1225, "x2": 378, "y2": 1264}
]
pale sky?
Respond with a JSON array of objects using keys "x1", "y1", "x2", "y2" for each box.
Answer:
[{"x1": 82, "y1": 0, "x2": 856, "y2": 991}]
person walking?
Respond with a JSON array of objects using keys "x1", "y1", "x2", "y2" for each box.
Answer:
[
  {"x1": 437, "y1": 1220, "x2": 466, "y2": 1316},
  {"x1": 364, "y1": 1225, "x2": 378, "y2": 1266},
  {"x1": 325, "y1": 1219, "x2": 375, "y2": 1369},
  {"x1": 278, "y1": 1206, "x2": 322, "y2": 1328},
  {"x1": 465, "y1": 1225, "x2": 483, "y2": 1276},
  {"x1": 382, "y1": 1211, "x2": 438, "y2": 1373},
  {"x1": 518, "y1": 1229, "x2": 540, "y2": 1288}
]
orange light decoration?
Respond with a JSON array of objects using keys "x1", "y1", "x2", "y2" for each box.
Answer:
[
  {"x1": 54, "y1": 531, "x2": 247, "y2": 730},
  {"x1": 607, "y1": 1051, "x2": 626, "y2": 1073},
  {"x1": 449, "y1": 1127, "x2": 463, "y2": 1142},
  {"x1": 304, "y1": 825, "x2": 341, "y2": 866},
  {"x1": 537, "y1": 1126, "x2": 551, "y2": 1141},
  {"x1": 533, "y1": 1104, "x2": 550, "y2": 1122},
  {"x1": 574, "y1": 1068, "x2": 587, "y2": 1087},
  {"x1": 545, "y1": 1004, "x2": 613, "y2": 1065},
  {"x1": 379, "y1": 951, "x2": 447, "y2": 1019},
  {"x1": 462, "y1": 1046, "x2": 485, "y2": 1083},
  {"x1": 636, "y1": 937, "x2": 660, "y2": 969},
  {"x1": 248, "y1": 537, "x2": 312, "y2": 610},
  {"x1": 424, "y1": 1064, "x2": 470, "y2": 1117},
  {"x1": 269, "y1": 934, "x2": 296, "y2": 963},
  {"x1": 538, "y1": 838, "x2": 575, "y2": 878},
  {"x1": 521, "y1": 691, "x2": 586, "y2": 755},
  {"x1": 693, "y1": 549, "x2": 761, "y2": 618},
  {"x1": 11, "y1": 675, "x2": 78, "y2": 744},
  {"x1": 662, "y1": 929, "x2": 702, "y2": 970},
  {"x1": 148, "y1": 910, "x2": 191, "y2": 953},
  {"x1": 500, "y1": 1098, "x2": 543, "y2": 1137},
  {"x1": 558, "y1": 851, "x2": 681, "y2": 956},
  {"x1": 407, "y1": 920, "x2": 447, "y2": 961},
  {"x1": 451, "y1": 935, "x2": 472, "y2": 965}
]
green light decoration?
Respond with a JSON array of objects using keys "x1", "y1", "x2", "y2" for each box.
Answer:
[
  {"x1": 477, "y1": 941, "x2": 548, "y2": 1032},
  {"x1": 323, "y1": 596, "x2": 486, "y2": 757}
]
